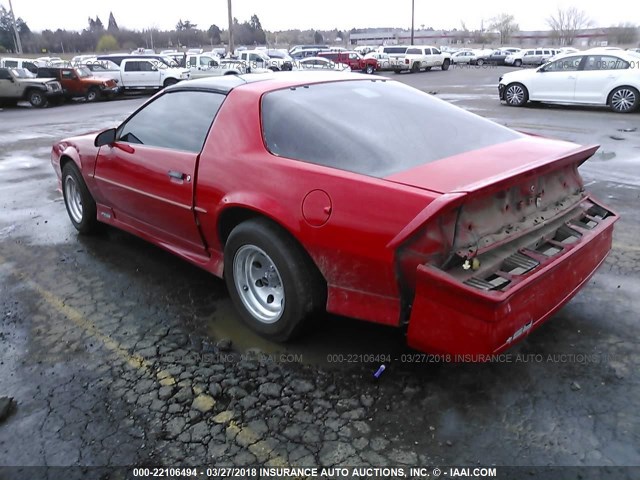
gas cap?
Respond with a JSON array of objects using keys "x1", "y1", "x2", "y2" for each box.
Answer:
[{"x1": 302, "y1": 190, "x2": 332, "y2": 227}]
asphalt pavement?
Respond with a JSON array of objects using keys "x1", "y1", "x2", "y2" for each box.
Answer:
[{"x1": 0, "y1": 67, "x2": 639, "y2": 478}]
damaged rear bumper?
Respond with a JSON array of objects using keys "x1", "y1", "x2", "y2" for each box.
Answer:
[{"x1": 406, "y1": 197, "x2": 618, "y2": 357}]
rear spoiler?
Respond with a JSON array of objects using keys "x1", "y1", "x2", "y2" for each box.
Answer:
[{"x1": 387, "y1": 144, "x2": 599, "y2": 250}]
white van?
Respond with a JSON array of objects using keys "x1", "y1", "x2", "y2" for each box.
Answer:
[{"x1": 0, "y1": 57, "x2": 39, "y2": 75}]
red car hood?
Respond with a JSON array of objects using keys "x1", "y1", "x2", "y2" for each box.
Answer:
[{"x1": 385, "y1": 136, "x2": 598, "y2": 195}]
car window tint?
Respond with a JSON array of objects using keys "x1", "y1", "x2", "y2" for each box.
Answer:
[
  {"x1": 124, "y1": 61, "x2": 139, "y2": 71},
  {"x1": 262, "y1": 80, "x2": 522, "y2": 178},
  {"x1": 117, "y1": 91, "x2": 225, "y2": 153},
  {"x1": 0, "y1": 69, "x2": 11, "y2": 80},
  {"x1": 407, "y1": 48, "x2": 421, "y2": 54},
  {"x1": 4, "y1": 60, "x2": 18, "y2": 67}
]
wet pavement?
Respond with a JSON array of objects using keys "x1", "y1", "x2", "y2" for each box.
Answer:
[{"x1": 0, "y1": 68, "x2": 639, "y2": 478}]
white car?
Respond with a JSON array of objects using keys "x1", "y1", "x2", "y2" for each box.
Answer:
[
  {"x1": 499, "y1": 49, "x2": 640, "y2": 113},
  {"x1": 294, "y1": 57, "x2": 350, "y2": 72},
  {"x1": 451, "y1": 51, "x2": 477, "y2": 65}
]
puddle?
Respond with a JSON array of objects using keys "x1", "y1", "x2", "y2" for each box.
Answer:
[{"x1": 203, "y1": 299, "x2": 411, "y2": 368}]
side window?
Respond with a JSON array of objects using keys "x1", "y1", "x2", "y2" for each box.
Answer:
[
  {"x1": 325, "y1": 53, "x2": 338, "y2": 61},
  {"x1": 0, "y1": 69, "x2": 11, "y2": 80},
  {"x1": 188, "y1": 56, "x2": 197, "y2": 67},
  {"x1": 432, "y1": 48, "x2": 441, "y2": 55},
  {"x1": 117, "y1": 91, "x2": 226, "y2": 153},
  {"x1": 200, "y1": 56, "x2": 212, "y2": 66},
  {"x1": 4, "y1": 60, "x2": 18, "y2": 68},
  {"x1": 584, "y1": 55, "x2": 629, "y2": 70},
  {"x1": 124, "y1": 61, "x2": 140, "y2": 72},
  {"x1": 349, "y1": 53, "x2": 358, "y2": 60},
  {"x1": 140, "y1": 61, "x2": 156, "y2": 72},
  {"x1": 545, "y1": 56, "x2": 582, "y2": 71},
  {"x1": 23, "y1": 62, "x2": 37, "y2": 73},
  {"x1": 61, "y1": 70, "x2": 73, "y2": 79},
  {"x1": 535, "y1": 50, "x2": 543, "y2": 55}
]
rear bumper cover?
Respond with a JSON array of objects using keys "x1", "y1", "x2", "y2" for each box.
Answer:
[{"x1": 406, "y1": 198, "x2": 617, "y2": 357}]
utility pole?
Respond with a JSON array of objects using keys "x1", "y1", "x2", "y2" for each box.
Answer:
[
  {"x1": 227, "y1": 0, "x2": 234, "y2": 56},
  {"x1": 8, "y1": 0, "x2": 23, "y2": 54},
  {"x1": 410, "y1": 0, "x2": 415, "y2": 45}
]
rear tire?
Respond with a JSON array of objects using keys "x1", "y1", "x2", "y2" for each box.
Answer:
[
  {"x1": 504, "y1": 82, "x2": 529, "y2": 107},
  {"x1": 224, "y1": 218, "x2": 326, "y2": 342},
  {"x1": 365, "y1": 64, "x2": 375, "y2": 74},
  {"x1": 411, "y1": 62, "x2": 420, "y2": 73},
  {"x1": 477, "y1": 59, "x2": 485, "y2": 66},
  {"x1": 514, "y1": 59, "x2": 522, "y2": 67},
  {"x1": 441, "y1": 59, "x2": 450, "y2": 71},
  {"x1": 608, "y1": 86, "x2": 639, "y2": 113},
  {"x1": 27, "y1": 89, "x2": 47, "y2": 108},
  {"x1": 61, "y1": 162, "x2": 100, "y2": 234}
]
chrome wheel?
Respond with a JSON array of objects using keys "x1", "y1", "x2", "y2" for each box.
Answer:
[
  {"x1": 64, "y1": 174, "x2": 83, "y2": 224},
  {"x1": 611, "y1": 88, "x2": 637, "y2": 112},
  {"x1": 233, "y1": 245, "x2": 284, "y2": 324},
  {"x1": 505, "y1": 84, "x2": 526, "y2": 106}
]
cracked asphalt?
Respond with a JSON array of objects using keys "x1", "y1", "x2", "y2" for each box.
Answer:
[{"x1": 0, "y1": 67, "x2": 639, "y2": 479}]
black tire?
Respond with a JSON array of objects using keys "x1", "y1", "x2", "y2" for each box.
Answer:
[
  {"x1": 163, "y1": 78, "x2": 178, "y2": 88},
  {"x1": 608, "y1": 86, "x2": 639, "y2": 113},
  {"x1": 86, "y1": 87, "x2": 101, "y2": 102},
  {"x1": 514, "y1": 59, "x2": 522, "y2": 67},
  {"x1": 441, "y1": 59, "x2": 450, "y2": 71},
  {"x1": 477, "y1": 58, "x2": 485, "y2": 66},
  {"x1": 224, "y1": 218, "x2": 326, "y2": 342},
  {"x1": 27, "y1": 89, "x2": 47, "y2": 108},
  {"x1": 411, "y1": 62, "x2": 420, "y2": 73},
  {"x1": 365, "y1": 64, "x2": 375, "y2": 75},
  {"x1": 269, "y1": 66, "x2": 280, "y2": 72},
  {"x1": 504, "y1": 82, "x2": 529, "y2": 107},
  {"x1": 393, "y1": 69, "x2": 402, "y2": 74},
  {"x1": 61, "y1": 162, "x2": 100, "y2": 234}
]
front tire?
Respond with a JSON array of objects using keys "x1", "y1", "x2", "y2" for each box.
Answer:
[
  {"x1": 61, "y1": 163, "x2": 100, "y2": 234},
  {"x1": 28, "y1": 89, "x2": 47, "y2": 108},
  {"x1": 86, "y1": 87, "x2": 101, "y2": 102},
  {"x1": 477, "y1": 59, "x2": 485, "y2": 66},
  {"x1": 224, "y1": 218, "x2": 325, "y2": 342},
  {"x1": 609, "y1": 86, "x2": 639, "y2": 113},
  {"x1": 364, "y1": 64, "x2": 375, "y2": 75},
  {"x1": 163, "y1": 78, "x2": 178, "y2": 88},
  {"x1": 514, "y1": 59, "x2": 522, "y2": 67},
  {"x1": 504, "y1": 82, "x2": 529, "y2": 107}
]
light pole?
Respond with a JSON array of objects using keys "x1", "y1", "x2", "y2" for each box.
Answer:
[
  {"x1": 227, "y1": 0, "x2": 234, "y2": 56},
  {"x1": 410, "y1": 0, "x2": 415, "y2": 45},
  {"x1": 8, "y1": 0, "x2": 23, "y2": 54}
]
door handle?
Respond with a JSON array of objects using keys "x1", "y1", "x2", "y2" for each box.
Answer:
[{"x1": 168, "y1": 170, "x2": 189, "y2": 181}]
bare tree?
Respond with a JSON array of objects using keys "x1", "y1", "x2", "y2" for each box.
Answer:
[
  {"x1": 489, "y1": 14, "x2": 519, "y2": 45},
  {"x1": 546, "y1": 7, "x2": 592, "y2": 46}
]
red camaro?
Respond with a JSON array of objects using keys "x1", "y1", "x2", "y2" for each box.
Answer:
[{"x1": 51, "y1": 72, "x2": 618, "y2": 356}]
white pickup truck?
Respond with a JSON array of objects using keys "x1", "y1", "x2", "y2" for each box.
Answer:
[
  {"x1": 82, "y1": 58, "x2": 190, "y2": 90},
  {"x1": 394, "y1": 46, "x2": 452, "y2": 73},
  {"x1": 237, "y1": 50, "x2": 286, "y2": 72},
  {"x1": 185, "y1": 54, "x2": 247, "y2": 79}
]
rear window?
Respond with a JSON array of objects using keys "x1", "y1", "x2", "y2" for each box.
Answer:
[
  {"x1": 262, "y1": 80, "x2": 522, "y2": 178},
  {"x1": 406, "y1": 48, "x2": 422, "y2": 55}
]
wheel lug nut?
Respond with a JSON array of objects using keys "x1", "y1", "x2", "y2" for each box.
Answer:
[{"x1": 242, "y1": 285, "x2": 248, "y2": 291}]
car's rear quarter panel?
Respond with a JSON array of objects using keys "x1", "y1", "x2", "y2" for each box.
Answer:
[{"x1": 195, "y1": 83, "x2": 438, "y2": 326}]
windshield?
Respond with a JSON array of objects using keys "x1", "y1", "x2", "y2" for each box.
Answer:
[
  {"x1": 75, "y1": 67, "x2": 91, "y2": 78},
  {"x1": 10, "y1": 68, "x2": 31, "y2": 78}
]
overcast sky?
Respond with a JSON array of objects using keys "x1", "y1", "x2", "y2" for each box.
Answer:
[{"x1": 3, "y1": 0, "x2": 630, "y2": 33}]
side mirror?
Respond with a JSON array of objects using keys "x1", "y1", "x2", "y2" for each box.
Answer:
[{"x1": 94, "y1": 128, "x2": 116, "y2": 147}]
